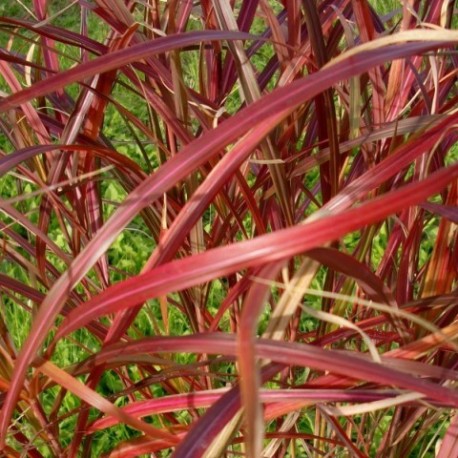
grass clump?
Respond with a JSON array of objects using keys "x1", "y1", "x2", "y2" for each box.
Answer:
[{"x1": 0, "y1": 0, "x2": 457, "y2": 456}]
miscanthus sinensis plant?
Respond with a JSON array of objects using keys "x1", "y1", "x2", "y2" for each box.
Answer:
[{"x1": 0, "y1": 0, "x2": 457, "y2": 456}]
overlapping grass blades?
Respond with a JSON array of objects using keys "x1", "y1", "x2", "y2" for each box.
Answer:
[{"x1": 0, "y1": 0, "x2": 457, "y2": 456}]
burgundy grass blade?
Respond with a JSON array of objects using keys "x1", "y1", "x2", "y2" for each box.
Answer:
[{"x1": 54, "y1": 163, "x2": 458, "y2": 341}]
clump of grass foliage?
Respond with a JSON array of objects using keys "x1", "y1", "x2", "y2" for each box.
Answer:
[{"x1": 0, "y1": 0, "x2": 457, "y2": 456}]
